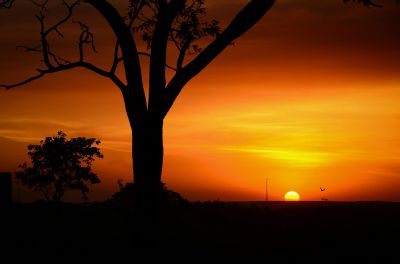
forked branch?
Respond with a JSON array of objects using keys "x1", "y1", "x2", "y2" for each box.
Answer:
[
  {"x1": 343, "y1": 0, "x2": 383, "y2": 7},
  {"x1": 162, "y1": 0, "x2": 276, "y2": 117},
  {"x1": 112, "y1": 52, "x2": 177, "y2": 72},
  {"x1": 75, "y1": 20, "x2": 97, "y2": 62},
  {"x1": 1, "y1": 62, "x2": 125, "y2": 90},
  {"x1": 1, "y1": 0, "x2": 126, "y2": 91},
  {"x1": 0, "y1": 0, "x2": 14, "y2": 8}
]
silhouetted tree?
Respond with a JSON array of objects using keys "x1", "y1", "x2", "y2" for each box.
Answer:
[
  {"x1": 16, "y1": 131, "x2": 103, "y2": 202},
  {"x1": 0, "y1": 0, "x2": 393, "y2": 207},
  {"x1": 0, "y1": 0, "x2": 274, "y2": 206}
]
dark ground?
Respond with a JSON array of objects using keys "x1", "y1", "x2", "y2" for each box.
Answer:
[{"x1": 3, "y1": 201, "x2": 400, "y2": 261}]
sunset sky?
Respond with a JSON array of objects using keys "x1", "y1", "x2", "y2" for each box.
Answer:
[{"x1": 0, "y1": 0, "x2": 399, "y2": 202}]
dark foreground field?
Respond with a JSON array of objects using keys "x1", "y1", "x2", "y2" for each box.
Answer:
[{"x1": 3, "y1": 201, "x2": 400, "y2": 261}]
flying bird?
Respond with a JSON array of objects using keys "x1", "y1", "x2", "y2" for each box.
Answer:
[{"x1": 320, "y1": 187, "x2": 326, "y2": 192}]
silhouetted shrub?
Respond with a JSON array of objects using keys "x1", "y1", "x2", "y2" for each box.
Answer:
[
  {"x1": 111, "y1": 180, "x2": 189, "y2": 208},
  {"x1": 16, "y1": 131, "x2": 103, "y2": 202}
]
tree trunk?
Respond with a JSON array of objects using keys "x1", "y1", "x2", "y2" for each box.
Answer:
[
  {"x1": 132, "y1": 115, "x2": 163, "y2": 187},
  {"x1": 131, "y1": 113, "x2": 164, "y2": 211},
  {"x1": 122, "y1": 85, "x2": 164, "y2": 202},
  {"x1": 128, "y1": 113, "x2": 164, "y2": 244}
]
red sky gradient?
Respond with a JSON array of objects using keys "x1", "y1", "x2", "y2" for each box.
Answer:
[{"x1": 0, "y1": 0, "x2": 399, "y2": 202}]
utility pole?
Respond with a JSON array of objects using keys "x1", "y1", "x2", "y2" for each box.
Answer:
[{"x1": 266, "y1": 178, "x2": 268, "y2": 202}]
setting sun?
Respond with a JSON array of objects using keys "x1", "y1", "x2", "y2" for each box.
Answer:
[{"x1": 284, "y1": 191, "x2": 300, "y2": 201}]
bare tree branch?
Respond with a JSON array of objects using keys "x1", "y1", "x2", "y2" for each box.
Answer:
[
  {"x1": 110, "y1": 40, "x2": 120, "y2": 74},
  {"x1": 1, "y1": 0, "x2": 125, "y2": 92},
  {"x1": 117, "y1": 1, "x2": 162, "y2": 69},
  {"x1": 170, "y1": 33, "x2": 182, "y2": 51},
  {"x1": 1, "y1": 62, "x2": 125, "y2": 90},
  {"x1": 31, "y1": 1, "x2": 80, "y2": 69},
  {"x1": 177, "y1": 38, "x2": 191, "y2": 71},
  {"x1": 74, "y1": 20, "x2": 97, "y2": 62},
  {"x1": 85, "y1": 0, "x2": 147, "y2": 117},
  {"x1": 36, "y1": 12, "x2": 53, "y2": 68},
  {"x1": 1, "y1": 71, "x2": 45, "y2": 90},
  {"x1": 110, "y1": 0, "x2": 147, "y2": 74},
  {"x1": 149, "y1": 0, "x2": 186, "y2": 113},
  {"x1": 127, "y1": 0, "x2": 147, "y2": 29},
  {"x1": 162, "y1": 0, "x2": 276, "y2": 118},
  {"x1": 114, "y1": 52, "x2": 177, "y2": 72},
  {"x1": 44, "y1": 1, "x2": 80, "y2": 36},
  {"x1": 0, "y1": 0, "x2": 15, "y2": 8},
  {"x1": 343, "y1": 0, "x2": 383, "y2": 7},
  {"x1": 30, "y1": 0, "x2": 49, "y2": 9},
  {"x1": 17, "y1": 45, "x2": 71, "y2": 65},
  {"x1": 139, "y1": 52, "x2": 177, "y2": 71}
]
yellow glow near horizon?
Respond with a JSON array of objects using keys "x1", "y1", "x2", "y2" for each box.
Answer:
[
  {"x1": 221, "y1": 147, "x2": 331, "y2": 167},
  {"x1": 284, "y1": 191, "x2": 300, "y2": 201}
]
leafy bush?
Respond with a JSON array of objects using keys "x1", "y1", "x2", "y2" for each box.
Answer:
[
  {"x1": 16, "y1": 131, "x2": 103, "y2": 202},
  {"x1": 112, "y1": 180, "x2": 189, "y2": 208}
]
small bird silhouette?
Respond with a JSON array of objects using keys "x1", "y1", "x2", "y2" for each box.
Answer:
[{"x1": 320, "y1": 187, "x2": 326, "y2": 192}]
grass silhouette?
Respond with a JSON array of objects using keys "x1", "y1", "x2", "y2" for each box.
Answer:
[{"x1": 4, "y1": 200, "x2": 400, "y2": 261}]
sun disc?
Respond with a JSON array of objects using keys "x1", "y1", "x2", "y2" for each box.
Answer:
[{"x1": 284, "y1": 191, "x2": 300, "y2": 201}]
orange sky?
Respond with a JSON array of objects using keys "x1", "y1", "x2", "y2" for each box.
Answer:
[{"x1": 0, "y1": 0, "x2": 399, "y2": 202}]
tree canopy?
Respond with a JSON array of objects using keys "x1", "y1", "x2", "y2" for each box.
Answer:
[{"x1": 16, "y1": 131, "x2": 103, "y2": 202}]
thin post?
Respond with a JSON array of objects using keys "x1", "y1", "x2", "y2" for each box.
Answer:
[{"x1": 0, "y1": 172, "x2": 12, "y2": 209}]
